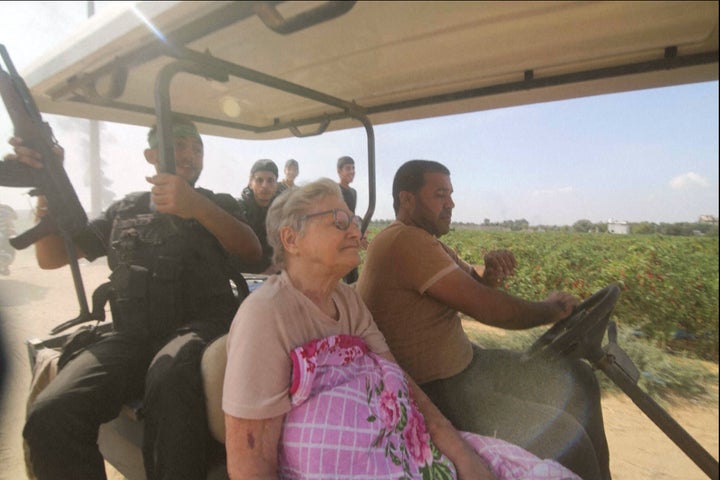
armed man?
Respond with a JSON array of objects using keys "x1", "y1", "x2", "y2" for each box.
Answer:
[
  {"x1": 5, "y1": 114, "x2": 262, "y2": 480},
  {"x1": 236, "y1": 158, "x2": 282, "y2": 274}
]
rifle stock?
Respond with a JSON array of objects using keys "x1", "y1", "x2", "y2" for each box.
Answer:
[{"x1": 0, "y1": 43, "x2": 88, "y2": 249}]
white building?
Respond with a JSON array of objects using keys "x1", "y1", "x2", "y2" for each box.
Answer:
[
  {"x1": 608, "y1": 219, "x2": 630, "y2": 235},
  {"x1": 698, "y1": 215, "x2": 718, "y2": 224}
]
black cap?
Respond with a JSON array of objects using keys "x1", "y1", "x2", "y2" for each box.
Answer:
[{"x1": 250, "y1": 159, "x2": 279, "y2": 178}]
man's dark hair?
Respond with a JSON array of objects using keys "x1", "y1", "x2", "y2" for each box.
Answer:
[
  {"x1": 337, "y1": 156, "x2": 355, "y2": 170},
  {"x1": 392, "y1": 160, "x2": 450, "y2": 214}
]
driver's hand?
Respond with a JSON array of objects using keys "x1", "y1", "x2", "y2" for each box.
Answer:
[
  {"x1": 482, "y1": 249, "x2": 517, "y2": 287},
  {"x1": 544, "y1": 291, "x2": 580, "y2": 322},
  {"x1": 5, "y1": 136, "x2": 65, "y2": 169}
]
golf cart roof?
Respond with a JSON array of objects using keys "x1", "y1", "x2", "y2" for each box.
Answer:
[{"x1": 22, "y1": 1, "x2": 719, "y2": 141}]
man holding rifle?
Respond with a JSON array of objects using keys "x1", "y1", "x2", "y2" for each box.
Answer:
[{"x1": 5, "y1": 115, "x2": 261, "y2": 480}]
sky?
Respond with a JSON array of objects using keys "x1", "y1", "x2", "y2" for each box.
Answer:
[{"x1": 0, "y1": 1, "x2": 718, "y2": 226}]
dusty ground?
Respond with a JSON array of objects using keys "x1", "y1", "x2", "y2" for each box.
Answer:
[
  {"x1": 1, "y1": 246, "x2": 718, "y2": 479},
  {"x1": 602, "y1": 391, "x2": 718, "y2": 479}
]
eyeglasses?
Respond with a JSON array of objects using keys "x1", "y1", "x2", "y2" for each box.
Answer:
[{"x1": 302, "y1": 209, "x2": 362, "y2": 231}]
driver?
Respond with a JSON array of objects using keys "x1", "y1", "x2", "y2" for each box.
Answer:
[{"x1": 357, "y1": 160, "x2": 611, "y2": 480}]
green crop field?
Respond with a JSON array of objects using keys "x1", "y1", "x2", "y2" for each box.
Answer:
[{"x1": 365, "y1": 228, "x2": 719, "y2": 361}]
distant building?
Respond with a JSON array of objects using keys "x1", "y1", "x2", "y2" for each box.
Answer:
[
  {"x1": 698, "y1": 214, "x2": 718, "y2": 225},
  {"x1": 608, "y1": 219, "x2": 630, "y2": 235}
]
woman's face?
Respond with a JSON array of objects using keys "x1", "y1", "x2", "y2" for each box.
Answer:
[{"x1": 293, "y1": 195, "x2": 362, "y2": 275}]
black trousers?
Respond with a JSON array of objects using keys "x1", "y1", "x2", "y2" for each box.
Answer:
[
  {"x1": 421, "y1": 344, "x2": 611, "y2": 480},
  {"x1": 24, "y1": 323, "x2": 226, "y2": 480}
]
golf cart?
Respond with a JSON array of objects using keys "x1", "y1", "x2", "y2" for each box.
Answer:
[{"x1": 5, "y1": 2, "x2": 719, "y2": 479}]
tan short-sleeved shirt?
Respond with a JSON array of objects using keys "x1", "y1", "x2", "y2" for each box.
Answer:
[
  {"x1": 356, "y1": 221, "x2": 474, "y2": 384},
  {"x1": 223, "y1": 271, "x2": 389, "y2": 420}
]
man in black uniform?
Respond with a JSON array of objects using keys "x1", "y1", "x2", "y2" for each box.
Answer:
[
  {"x1": 237, "y1": 158, "x2": 281, "y2": 274},
  {"x1": 8, "y1": 115, "x2": 262, "y2": 480}
]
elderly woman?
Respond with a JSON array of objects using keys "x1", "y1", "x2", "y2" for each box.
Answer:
[{"x1": 222, "y1": 178, "x2": 578, "y2": 480}]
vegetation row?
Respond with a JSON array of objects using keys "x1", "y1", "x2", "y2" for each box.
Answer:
[{"x1": 365, "y1": 228, "x2": 719, "y2": 362}]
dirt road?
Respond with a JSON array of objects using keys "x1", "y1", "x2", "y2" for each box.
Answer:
[
  {"x1": 1, "y1": 247, "x2": 718, "y2": 479},
  {"x1": 603, "y1": 392, "x2": 718, "y2": 479}
]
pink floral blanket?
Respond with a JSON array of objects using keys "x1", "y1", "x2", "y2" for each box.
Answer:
[{"x1": 278, "y1": 335, "x2": 580, "y2": 480}]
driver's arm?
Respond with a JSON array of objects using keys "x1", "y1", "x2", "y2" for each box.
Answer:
[{"x1": 425, "y1": 268, "x2": 576, "y2": 329}]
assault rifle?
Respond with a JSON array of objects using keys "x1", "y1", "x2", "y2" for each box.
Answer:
[
  {"x1": 0, "y1": 44, "x2": 88, "y2": 248},
  {"x1": 0, "y1": 44, "x2": 98, "y2": 333}
]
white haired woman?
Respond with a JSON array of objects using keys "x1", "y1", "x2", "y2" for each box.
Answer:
[{"x1": 222, "y1": 178, "x2": 578, "y2": 480}]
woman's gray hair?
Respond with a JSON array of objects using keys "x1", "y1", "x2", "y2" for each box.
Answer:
[{"x1": 266, "y1": 177, "x2": 344, "y2": 269}]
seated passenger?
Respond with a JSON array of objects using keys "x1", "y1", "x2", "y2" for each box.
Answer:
[
  {"x1": 237, "y1": 159, "x2": 282, "y2": 274},
  {"x1": 277, "y1": 158, "x2": 299, "y2": 193},
  {"x1": 222, "y1": 178, "x2": 580, "y2": 480},
  {"x1": 357, "y1": 160, "x2": 611, "y2": 480},
  {"x1": 336, "y1": 155, "x2": 361, "y2": 283},
  {"x1": 8, "y1": 115, "x2": 262, "y2": 480}
]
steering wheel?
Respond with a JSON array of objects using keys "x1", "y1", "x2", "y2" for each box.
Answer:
[{"x1": 522, "y1": 284, "x2": 621, "y2": 363}]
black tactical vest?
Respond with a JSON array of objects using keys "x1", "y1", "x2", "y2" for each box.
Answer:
[{"x1": 107, "y1": 192, "x2": 238, "y2": 340}]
